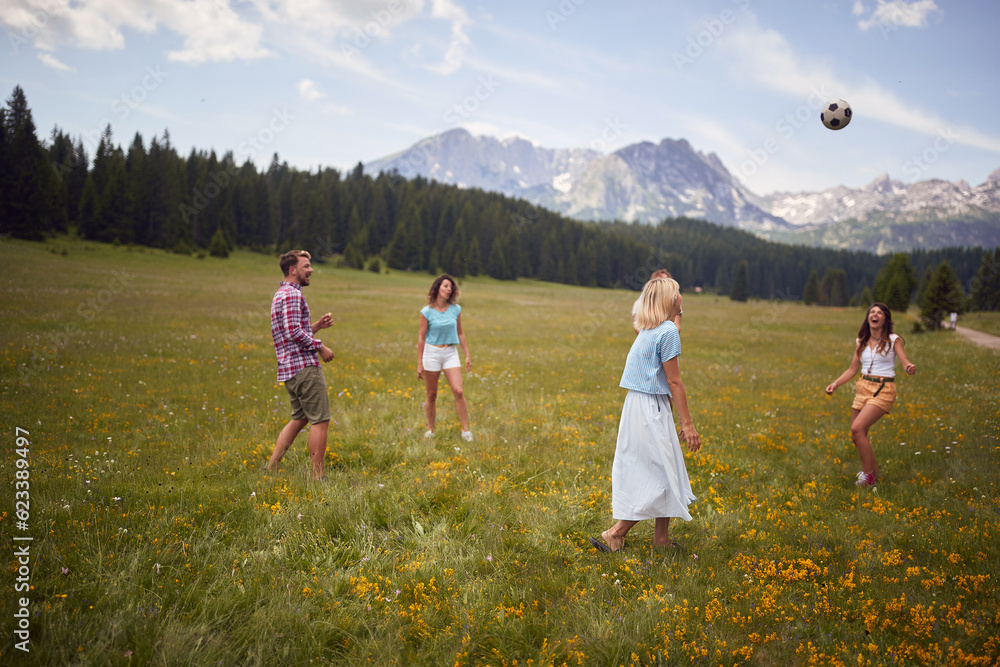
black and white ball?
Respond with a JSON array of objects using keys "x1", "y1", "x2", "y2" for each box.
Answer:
[{"x1": 821, "y1": 99, "x2": 852, "y2": 130}]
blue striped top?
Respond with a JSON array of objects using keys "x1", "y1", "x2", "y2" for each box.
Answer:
[{"x1": 619, "y1": 320, "x2": 681, "y2": 395}]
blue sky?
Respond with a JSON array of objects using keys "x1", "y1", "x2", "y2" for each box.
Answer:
[{"x1": 2, "y1": 0, "x2": 998, "y2": 195}]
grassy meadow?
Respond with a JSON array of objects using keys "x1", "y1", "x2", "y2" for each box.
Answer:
[{"x1": 2, "y1": 237, "x2": 999, "y2": 666}]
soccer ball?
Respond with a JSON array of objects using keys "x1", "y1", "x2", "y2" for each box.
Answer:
[{"x1": 821, "y1": 99, "x2": 852, "y2": 130}]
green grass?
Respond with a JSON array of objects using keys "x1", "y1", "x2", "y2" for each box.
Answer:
[
  {"x1": 958, "y1": 310, "x2": 1000, "y2": 337},
  {"x1": 2, "y1": 237, "x2": 999, "y2": 665}
]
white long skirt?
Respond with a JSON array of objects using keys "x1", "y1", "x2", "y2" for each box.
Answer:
[{"x1": 611, "y1": 390, "x2": 696, "y2": 521}]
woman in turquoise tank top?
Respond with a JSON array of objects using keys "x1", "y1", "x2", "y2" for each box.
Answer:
[{"x1": 417, "y1": 274, "x2": 473, "y2": 441}]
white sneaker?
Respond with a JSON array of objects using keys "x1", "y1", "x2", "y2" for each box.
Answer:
[
  {"x1": 424, "y1": 430, "x2": 434, "y2": 439},
  {"x1": 461, "y1": 431, "x2": 473, "y2": 442},
  {"x1": 855, "y1": 471, "x2": 875, "y2": 486}
]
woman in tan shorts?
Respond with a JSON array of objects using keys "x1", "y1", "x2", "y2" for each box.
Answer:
[{"x1": 825, "y1": 302, "x2": 916, "y2": 487}]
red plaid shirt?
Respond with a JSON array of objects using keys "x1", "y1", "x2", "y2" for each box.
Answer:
[{"x1": 271, "y1": 281, "x2": 322, "y2": 382}]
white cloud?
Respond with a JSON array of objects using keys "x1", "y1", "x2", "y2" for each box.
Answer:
[
  {"x1": 322, "y1": 103, "x2": 351, "y2": 115},
  {"x1": 37, "y1": 52, "x2": 74, "y2": 72},
  {"x1": 247, "y1": 0, "x2": 424, "y2": 37},
  {"x1": 856, "y1": 0, "x2": 941, "y2": 31},
  {"x1": 716, "y1": 14, "x2": 1000, "y2": 153},
  {"x1": 297, "y1": 79, "x2": 351, "y2": 115},
  {"x1": 425, "y1": 0, "x2": 471, "y2": 75},
  {"x1": 298, "y1": 79, "x2": 325, "y2": 101},
  {"x1": 0, "y1": 0, "x2": 273, "y2": 62}
]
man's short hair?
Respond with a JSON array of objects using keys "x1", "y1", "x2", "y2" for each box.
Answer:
[{"x1": 280, "y1": 250, "x2": 311, "y2": 276}]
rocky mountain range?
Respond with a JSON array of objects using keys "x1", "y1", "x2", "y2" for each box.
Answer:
[{"x1": 366, "y1": 129, "x2": 1000, "y2": 252}]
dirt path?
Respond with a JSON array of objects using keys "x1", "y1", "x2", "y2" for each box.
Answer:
[{"x1": 954, "y1": 325, "x2": 1000, "y2": 351}]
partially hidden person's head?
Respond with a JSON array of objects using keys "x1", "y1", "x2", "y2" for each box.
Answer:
[
  {"x1": 279, "y1": 250, "x2": 313, "y2": 286},
  {"x1": 634, "y1": 277, "x2": 680, "y2": 331},
  {"x1": 428, "y1": 274, "x2": 459, "y2": 305},
  {"x1": 857, "y1": 302, "x2": 895, "y2": 351},
  {"x1": 650, "y1": 269, "x2": 671, "y2": 281}
]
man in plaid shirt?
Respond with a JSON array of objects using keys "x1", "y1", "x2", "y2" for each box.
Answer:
[{"x1": 266, "y1": 250, "x2": 335, "y2": 480}]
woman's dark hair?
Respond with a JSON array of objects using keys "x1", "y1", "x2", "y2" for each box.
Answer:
[
  {"x1": 856, "y1": 302, "x2": 895, "y2": 356},
  {"x1": 427, "y1": 274, "x2": 459, "y2": 305}
]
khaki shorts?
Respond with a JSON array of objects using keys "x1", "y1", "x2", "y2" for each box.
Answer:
[
  {"x1": 284, "y1": 366, "x2": 330, "y2": 424},
  {"x1": 852, "y1": 375, "x2": 896, "y2": 414}
]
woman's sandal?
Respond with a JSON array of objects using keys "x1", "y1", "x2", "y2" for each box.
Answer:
[{"x1": 589, "y1": 536, "x2": 626, "y2": 553}]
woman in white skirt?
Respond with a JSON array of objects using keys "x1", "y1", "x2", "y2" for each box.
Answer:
[{"x1": 590, "y1": 277, "x2": 701, "y2": 553}]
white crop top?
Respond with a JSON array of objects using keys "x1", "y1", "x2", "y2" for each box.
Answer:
[{"x1": 857, "y1": 333, "x2": 899, "y2": 377}]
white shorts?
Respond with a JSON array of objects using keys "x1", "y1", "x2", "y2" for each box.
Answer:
[{"x1": 422, "y1": 345, "x2": 460, "y2": 372}]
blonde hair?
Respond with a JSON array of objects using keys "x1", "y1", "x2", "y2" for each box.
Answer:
[{"x1": 634, "y1": 278, "x2": 680, "y2": 331}]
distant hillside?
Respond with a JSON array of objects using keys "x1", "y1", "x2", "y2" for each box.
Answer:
[
  {"x1": 367, "y1": 129, "x2": 1000, "y2": 253},
  {"x1": 366, "y1": 129, "x2": 786, "y2": 231},
  {"x1": 754, "y1": 170, "x2": 1000, "y2": 252}
]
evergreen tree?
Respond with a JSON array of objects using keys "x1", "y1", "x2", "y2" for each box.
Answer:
[
  {"x1": 802, "y1": 269, "x2": 820, "y2": 305},
  {"x1": 821, "y1": 268, "x2": 848, "y2": 306},
  {"x1": 919, "y1": 261, "x2": 964, "y2": 329},
  {"x1": 969, "y1": 248, "x2": 1000, "y2": 311},
  {"x1": 343, "y1": 241, "x2": 364, "y2": 269},
  {"x1": 386, "y1": 220, "x2": 410, "y2": 270},
  {"x1": 0, "y1": 107, "x2": 8, "y2": 230},
  {"x1": 68, "y1": 139, "x2": 89, "y2": 227},
  {"x1": 915, "y1": 267, "x2": 933, "y2": 306},
  {"x1": 144, "y1": 131, "x2": 184, "y2": 248},
  {"x1": 488, "y1": 240, "x2": 509, "y2": 280},
  {"x1": 466, "y1": 237, "x2": 482, "y2": 276},
  {"x1": 578, "y1": 240, "x2": 598, "y2": 287},
  {"x1": 714, "y1": 264, "x2": 729, "y2": 295},
  {"x1": 874, "y1": 253, "x2": 917, "y2": 312},
  {"x1": 730, "y1": 261, "x2": 749, "y2": 302},
  {"x1": 46, "y1": 127, "x2": 73, "y2": 232},
  {"x1": 98, "y1": 146, "x2": 131, "y2": 242},
  {"x1": 427, "y1": 247, "x2": 439, "y2": 275},
  {"x1": 77, "y1": 175, "x2": 100, "y2": 240},
  {"x1": 858, "y1": 286, "x2": 874, "y2": 309},
  {"x1": 1, "y1": 86, "x2": 59, "y2": 240},
  {"x1": 209, "y1": 227, "x2": 230, "y2": 257}
]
